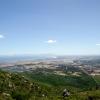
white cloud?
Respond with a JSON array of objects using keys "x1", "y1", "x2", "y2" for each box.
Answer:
[
  {"x1": 0, "y1": 34, "x2": 4, "y2": 39},
  {"x1": 45, "y1": 40, "x2": 57, "y2": 44},
  {"x1": 96, "y1": 44, "x2": 100, "y2": 46}
]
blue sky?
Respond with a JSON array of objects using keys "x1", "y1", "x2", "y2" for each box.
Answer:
[{"x1": 0, "y1": 0, "x2": 100, "y2": 55}]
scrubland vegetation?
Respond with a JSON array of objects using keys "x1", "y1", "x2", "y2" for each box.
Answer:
[{"x1": 0, "y1": 70, "x2": 100, "y2": 100}]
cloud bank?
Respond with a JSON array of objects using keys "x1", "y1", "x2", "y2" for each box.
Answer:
[
  {"x1": 96, "y1": 44, "x2": 100, "y2": 46},
  {"x1": 0, "y1": 34, "x2": 4, "y2": 39},
  {"x1": 45, "y1": 40, "x2": 57, "y2": 44}
]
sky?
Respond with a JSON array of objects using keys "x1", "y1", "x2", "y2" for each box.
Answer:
[{"x1": 0, "y1": 0, "x2": 100, "y2": 55}]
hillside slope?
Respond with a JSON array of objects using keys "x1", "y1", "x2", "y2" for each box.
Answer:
[{"x1": 0, "y1": 70, "x2": 100, "y2": 100}]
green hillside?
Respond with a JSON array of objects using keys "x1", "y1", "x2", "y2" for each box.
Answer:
[
  {"x1": 0, "y1": 70, "x2": 100, "y2": 100},
  {"x1": 22, "y1": 70, "x2": 97, "y2": 91}
]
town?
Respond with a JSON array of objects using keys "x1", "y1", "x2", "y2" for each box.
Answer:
[{"x1": 0, "y1": 56, "x2": 100, "y2": 77}]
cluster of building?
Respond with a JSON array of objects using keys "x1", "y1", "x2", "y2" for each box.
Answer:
[{"x1": 0, "y1": 58, "x2": 100, "y2": 77}]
